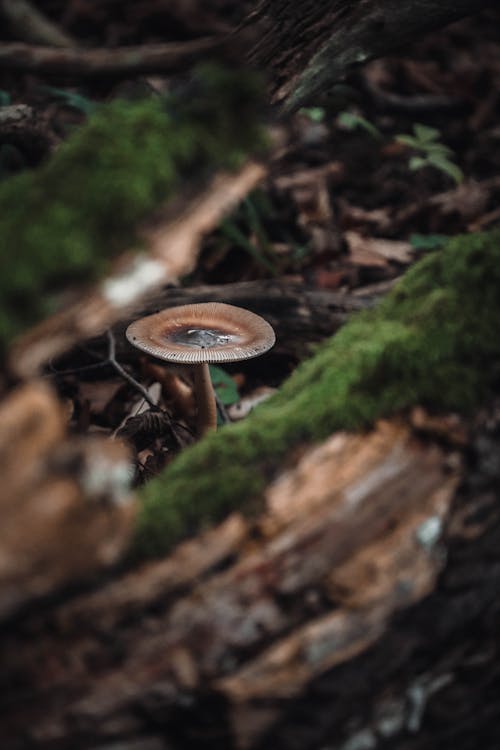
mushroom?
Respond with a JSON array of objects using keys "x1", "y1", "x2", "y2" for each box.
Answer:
[{"x1": 126, "y1": 302, "x2": 275, "y2": 435}]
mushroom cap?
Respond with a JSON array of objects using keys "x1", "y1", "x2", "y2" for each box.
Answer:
[{"x1": 126, "y1": 302, "x2": 275, "y2": 364}]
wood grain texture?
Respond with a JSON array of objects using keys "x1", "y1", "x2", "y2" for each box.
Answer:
[{"x1": 3, "y1": 415, "x2": 490, "y2": 750}]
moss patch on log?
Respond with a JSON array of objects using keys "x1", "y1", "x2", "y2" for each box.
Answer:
[
  {"x1": 133, "y1": 229, "x2": 500, "y2": 558},
  {"x1": 0, "y1": 65, "x2": 265, "y2": 346}
]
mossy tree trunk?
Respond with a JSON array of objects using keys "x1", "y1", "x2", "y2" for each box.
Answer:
[
  {"x1": 1, "y1": 410, "x2": 500, "y2": 750},
  {"x1": 2, "y1": 233, "x2": 500, "y2": 749}
]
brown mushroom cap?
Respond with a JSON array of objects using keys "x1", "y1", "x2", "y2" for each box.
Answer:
[{"x1": 126, "y1": 302, "x2": 275, "y2": 364}]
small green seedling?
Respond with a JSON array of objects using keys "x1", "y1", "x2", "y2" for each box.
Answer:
[
  {"x1": 337, "y1": 111, "x2": 382, "y2": 139},
  {"x1": 209, "y1": 365, "x2": 240, "y2": 407},
  {"x1": 299, "y1": 107, "x2": 326, "y2": 123},
  {"x1": 396, "y1": 124, "x2": 463, "y2": 184}
]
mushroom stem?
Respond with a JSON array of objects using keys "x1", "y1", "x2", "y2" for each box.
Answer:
[{"x1": 193, "y1": 362, "x2": 217, "y2": 435}]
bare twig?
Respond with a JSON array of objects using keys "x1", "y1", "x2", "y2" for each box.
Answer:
[
  {"x1": 47, "y1": 360, "x2": 108, "y2": 376},
  {"x1": 0, "y1": 0, "x2": 76, "y2": 48},
  {"x1": 48, "y1": 330, "x2": 158, "y2": 410},
  {"x1": 0, "y1": 37, "x2": 226, "y2": 76},
  {"x1": 107, "y1": 330, "x2": 184, "y2": 448},
  {"x1": 106, "y1": 330, "x2": 157, "y2": 409},
  {"x1": 362, "y1": 78, "x2": 465, "y2": 114}
]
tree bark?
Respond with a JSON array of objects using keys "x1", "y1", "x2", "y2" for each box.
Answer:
[
  {"x1": 0, "y1": 1, "x2": 494, "y2": 109},
  {"x1": 244, "y1": 0, "x2": 495, "y2": 107}
]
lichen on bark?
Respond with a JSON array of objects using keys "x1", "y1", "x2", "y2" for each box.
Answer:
[
  {"x1": 0, "y1": 64, "x2": 266, "y2": 347},
  {"x1": 133, "y1": 230, "x2": 500, "y2": 559}
]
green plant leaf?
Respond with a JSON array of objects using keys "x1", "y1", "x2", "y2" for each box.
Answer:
[
  {"x1": 299, "y1": 106, "x2": 326, "y2": 122},
  {"x1": 413, "y1": 123, "x2": 440, "y2": 143},
  {"x1": 39, "y1": 85, "x2": 96, "y2": 114},
  {"x1": 408, "y1": 156, "x2": 427, "y2": 171},
  {"x1": 337, "y1": 111, "x2": 382, "y2": 139},
  {"x1": 423, "y1": 142, "x2": 454, "y2": 156},
  {"x1": 410, "y1": 233, "x2": 449, "y2": 251},
  {"x1": 220, "y1": 218, "x2": 277, "y2": 274},
  {"x1": 209, "y1": 366, "x2": 240, "y2": 406},
  {"x1": 396, "y1": 134, "x2": 420, "y2": 149},
  {"x1": 426, "y1": 153, "x2": 464, "y2": 184},
  {"x1": 243, "y1": 196, "x2": 278, "y2": 267}
]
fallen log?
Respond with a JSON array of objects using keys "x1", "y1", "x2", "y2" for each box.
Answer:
[
  {"x1": 2, "y1": 231, "x2": 500, "y2": 749},
  {"x1": 245, "y1": 0, "x2": 496, "y2": 108},
  {"x1": 1, "y1": 408, "x2": 499, "y2": 749}
]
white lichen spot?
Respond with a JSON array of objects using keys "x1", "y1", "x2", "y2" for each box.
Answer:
[
  {"x1": 82, "y1": 457, "x2": 134, "y2": 505},
  {"x1": 103, "y1": 255, "x2": 165, "y2": 307},
  {"x1": 415, "y1": 516, "x2": 442, "y2": 551},
  {"x1": 339, "y1": 728, "x2": 377, "y2": 750},
  {"x1": 374, "y1": 698, "x2": 406, "y2": 738},
  {"x1": 406, "y1": 673, "x2": 453, "y2": 732}
]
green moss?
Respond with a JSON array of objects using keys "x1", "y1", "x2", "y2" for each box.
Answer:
[
  {"x1": 0, "y1": 65, "x2": 265, "y2": 346},
  {"x1": 133, "y1": 230, "x2": 500, "y2": 558}
]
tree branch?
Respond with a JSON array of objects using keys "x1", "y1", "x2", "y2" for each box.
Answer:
[
  {"x1": 0, "y1": 37, "x2": 226, "y2": 76},
  {"x1": 0, "y1": 0, "x2": 76, "y2": 48}
]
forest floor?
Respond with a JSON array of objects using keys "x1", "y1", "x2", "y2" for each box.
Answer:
[
  {"x1": 2, "y1": 8, "x2": 500, "y2": 749},
  {"x1": 1, "y1": 2, "x2": 500, "y2": 482}
]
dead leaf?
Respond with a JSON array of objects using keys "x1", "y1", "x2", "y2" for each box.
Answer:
[
  {"x1": 346, "y1": 230, "x2": 413, "y2": 265},
  {"x1": 338, "y1": 199, "x2": 392, "y2": 232},
  {"x1": 431, "y1": 179, "x2": 490, "y2": 221},
  {"x1": 228, "y1": 386, "x2": 277, "y2": 421},
  {"x1": 78, "y1": 379, "x2": 124, "y2": 414}
]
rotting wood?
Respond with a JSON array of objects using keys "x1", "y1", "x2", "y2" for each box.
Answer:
[
  {"x1": 0, "y1": 417, "x2": 466, "y2": 748},
  {"x1": 0, "y1": 382, "x2": 135, "y2": 619},
  {"x1": 0, "y1": 103, "x2": 56, "y2": 160}
]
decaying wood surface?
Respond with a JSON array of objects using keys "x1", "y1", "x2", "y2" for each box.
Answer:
[
  {"x1": 2, "y1": 407, "x2": 500, "y2": 750},
  {"x1": 0, "y1": 103, "x2": 55, "y2": 159},
  {"x1": 0, "y1": 382, "x2": 135, "y2": 619}
]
